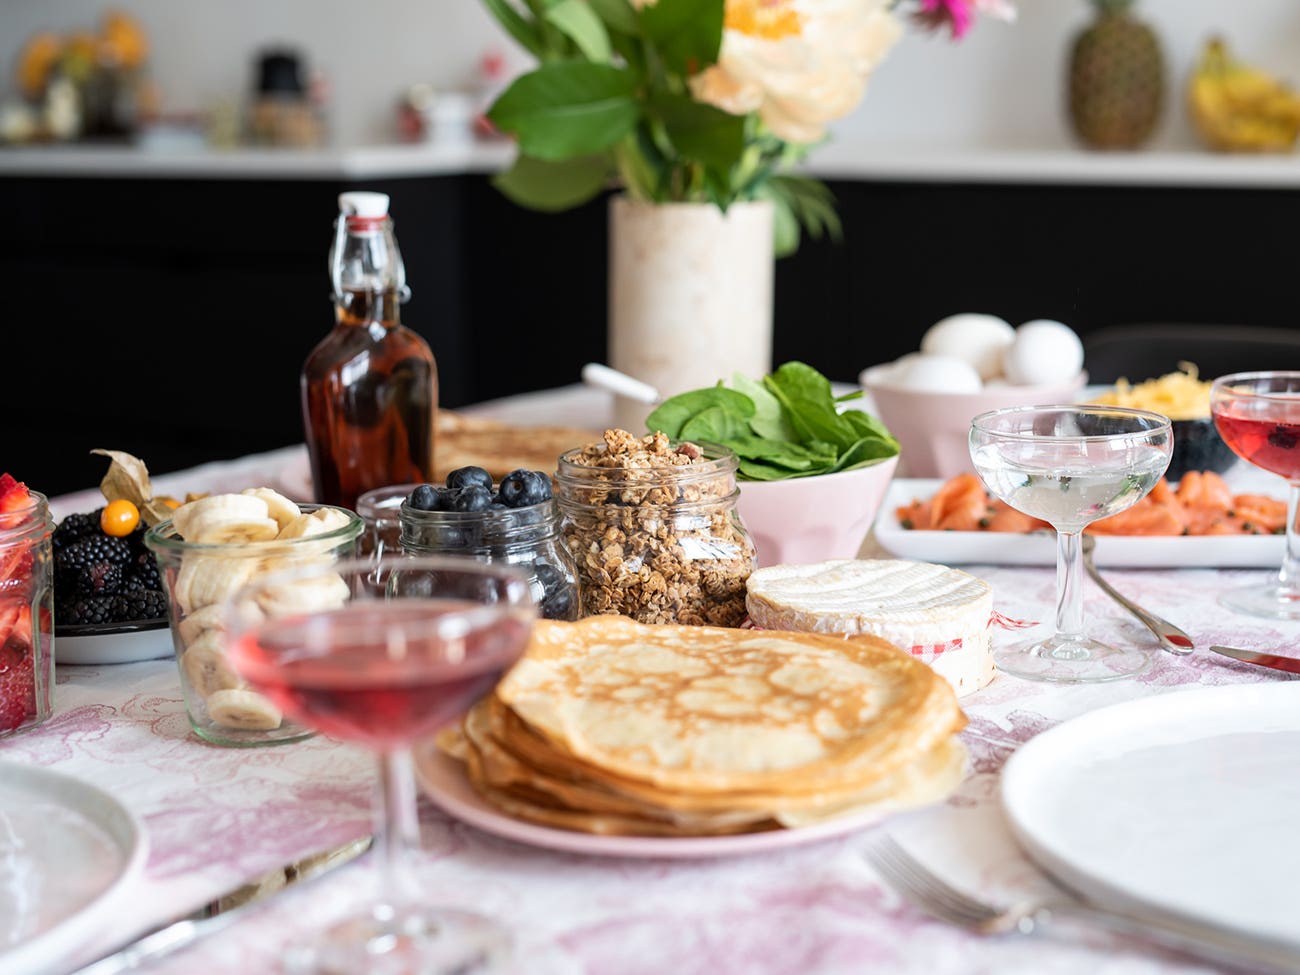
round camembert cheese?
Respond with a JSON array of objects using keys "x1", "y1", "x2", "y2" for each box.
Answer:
[{"x1": 744, "y1": 559, "x2": 995, "y2": 697}]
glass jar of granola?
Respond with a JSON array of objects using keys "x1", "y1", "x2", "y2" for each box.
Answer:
[{"x1": 554, "y1": 429, "x2": 756, "y2": 627}]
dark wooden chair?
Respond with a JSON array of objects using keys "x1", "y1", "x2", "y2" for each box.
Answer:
[{"x1": 1083, "y1": 324, "x2": 1300, "y2": 384}]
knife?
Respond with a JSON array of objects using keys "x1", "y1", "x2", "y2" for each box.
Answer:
[
  {"x1": 1209, "y1": 645, "x2": 1300, "y2": 675},
  {"x1": 63, "y1": 834, "x2": 373, "y2": 975}
]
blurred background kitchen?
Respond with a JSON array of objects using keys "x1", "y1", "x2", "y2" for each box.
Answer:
[{"x1": 5, "y1": 0, "x2": 1300, "y2": 495}]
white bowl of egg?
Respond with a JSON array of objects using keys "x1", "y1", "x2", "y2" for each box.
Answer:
[{"x1": 861, "y1": 313, "x2": 1088, "y2": 479}]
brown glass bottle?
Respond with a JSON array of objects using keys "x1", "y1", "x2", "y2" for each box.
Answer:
[{"x1": 301, "y1": 192, "x2": 437, "y2": 510}]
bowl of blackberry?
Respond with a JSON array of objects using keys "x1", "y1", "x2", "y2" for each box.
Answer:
[
  {"x1": 399, "y1": 466, "x2": 579, "y2": 620},
  {"x1": 53, "y1": 501, "x2": 173, "y2": 665}
]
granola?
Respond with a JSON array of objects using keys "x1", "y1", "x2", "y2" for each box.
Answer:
[{"x1": 556, "y1": 429, "x2": 756, "y2": 626}]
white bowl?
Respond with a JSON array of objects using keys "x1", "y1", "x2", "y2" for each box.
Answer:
[
  {"x1": 735, "y1": 455, "x2": 900, "y2": 568},
  {"x1": 56, "y1": 619, "x2": 173, "y2": 666},
  {"x1": 862, "y1": 368, "x2": 1088, "y2": 480}
]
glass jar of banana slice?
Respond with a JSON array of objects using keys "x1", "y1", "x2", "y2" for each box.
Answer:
[{"x1": 145, "y1": 488, "x2": 364, "y2": 747}]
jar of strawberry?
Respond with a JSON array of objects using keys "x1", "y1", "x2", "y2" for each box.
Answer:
[{"x1": 0, "y1": 474, "x2": 54, "y2": 737}]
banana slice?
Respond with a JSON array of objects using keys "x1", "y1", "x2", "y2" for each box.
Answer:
[
  {"x1": 184, "y1": 512, "x2": 281, "y2": 545},
  {"x1": 241, "y1": 488, "x2": 302, "y2": 531},
  {"x1": 181, "y1": 632, "x2": 243, "y2": 699},
  {"x1": 172, "y1": 494, "x2": 272, "y2": 540},
  {"x1": 256, "y1": 572, "x2": 350, "y2": 619},
  {"x1": 277, "y1": 507, "x2": 352, "y2": 540},
  {"x1": 175, "y1": 554, "x2": 261, "y2": 615},
  {"x1": 178, "y1": 602, "x2": 226, "y2": 646},
  {"x1": 205, "y1": 688, "x2": 282, "y2": 731}
]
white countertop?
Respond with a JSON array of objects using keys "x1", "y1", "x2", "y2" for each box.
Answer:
[{"x1": 6, "y1": 137, "x2": 1300, "y2": 188}]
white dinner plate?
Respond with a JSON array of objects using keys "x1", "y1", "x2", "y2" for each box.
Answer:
[
  {"x1": 414, "y1": 743, "x2": 903, "y2": 859},
  {"x1": 56, "y1": 620, "x2": 174, "y2": 666},
  {"x1": 874, "y1": 478, "x2": 1286, "y2": 568},
  {"x1": 1001, "y1": 683, "x2": 1300, "y2": 949},
  {"x1": 0, "y1": 763, "x2": 149, "y2": 975}
]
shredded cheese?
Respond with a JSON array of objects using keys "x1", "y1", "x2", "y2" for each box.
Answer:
[{"x1": 1088, "y1": 362, "x2": 1211, "y2": 421}]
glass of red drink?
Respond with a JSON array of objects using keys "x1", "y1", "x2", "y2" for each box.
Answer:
[
  {"x1": 222, "y1": 554, "x2": 537, "y2": 974},
  {"x1": 1211, "y1": 371, "x2": 1300, "y2": 619}
]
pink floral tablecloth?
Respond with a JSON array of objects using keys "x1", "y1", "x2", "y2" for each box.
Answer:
[{"x1": 8, "y1": 387, "x2": 1297, "y2": 975}]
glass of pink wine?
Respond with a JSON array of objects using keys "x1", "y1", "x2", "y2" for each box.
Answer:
[
  {"x1": 222, "y1": 554, "x2": 537, "y2": 974},
  {"x1": 1211, "y1": 371, "x2": 1300, "y2": 619}
]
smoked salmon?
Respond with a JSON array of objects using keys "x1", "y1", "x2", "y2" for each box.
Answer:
[{"x1": 897, "y1": 471, "x2": 1284, "y2": 537}]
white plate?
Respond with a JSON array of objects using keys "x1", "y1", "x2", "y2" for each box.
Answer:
[
  {"x1": 413, "y1": 744, "x2": 900, "y2": 859},
  {"x1": 1001, "y1": 683, "x2": 1300, "y2": 949},
  {"x1": 0, "y1": 763, "x2": 148, "y2": 975},
  {"x1": 56, "y1": 622, "x2": 174, "y2": 666},
  {"x1": 874, "y1": 478, "x2": 1285, "y2": 568}
]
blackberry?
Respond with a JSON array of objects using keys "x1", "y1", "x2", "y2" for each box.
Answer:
[
  {"x1": 52, "y1": 510, "x2": 103, "y2": 551},
  {"x1": 1268, "y1": 426, "x2": 1299, "y2": 450},
  {"x1": 73, "y1": 562, "x2": 122, "y2": 597},
  {"x1": 129, "y1": 552, "x2": 161, "y2": 590},
  {"x1": 55, "y1": 535, "x2": 132, "y2": 573},
  {"x1": 113, "y1": 589, "x2": 168, "y2": 623},
  {"x1": 61, "y1": 595, "x2": 116, "y2": 626}
]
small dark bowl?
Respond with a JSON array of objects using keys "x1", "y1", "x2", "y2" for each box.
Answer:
[{"x1": 1167, "y1": 418, "x2": 1238, "y2": 483}]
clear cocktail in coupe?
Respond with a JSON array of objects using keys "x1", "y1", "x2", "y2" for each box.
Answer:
[
  {"x1": 1211, "y1": 371, "x2": 1300, "y2": 619},
  {"x1": 970, "y1": 405, "x2": 1172, "y2": 682},
  {"x1": 223, "y1": 554, "x2": 537, "y2": 974}
]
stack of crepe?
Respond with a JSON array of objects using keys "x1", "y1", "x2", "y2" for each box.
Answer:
[
  {"x1": 434, "y1": 410, "x2": 598, "y2": 482},
  {"x1": 437, "y1": 616, "x2": 969, "y2": 837}
]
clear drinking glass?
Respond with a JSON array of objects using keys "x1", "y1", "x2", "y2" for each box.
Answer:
[
  {"x1": 1210, "y1": 371, "x2": 1300, "y2": 619},
  {"x1": 222, "y1": 554, "x2": 537, "y2": 973},
  {"x1": 969, "y1": 405, "x2": 1172, "y2": 683}
]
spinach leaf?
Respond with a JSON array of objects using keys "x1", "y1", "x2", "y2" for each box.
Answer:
[
  {"x1": 731, "y1": 372, "x2": 796, "y2": 442},
  {"x1": 645, "y1": 386, "x2": 753, "y2": 438},
  {"x1": 680, "y1": 405, "x2": 751, "y2": 443},
  {"x1": 762, "y1": 361, "x2": 856, "y2": 450}
]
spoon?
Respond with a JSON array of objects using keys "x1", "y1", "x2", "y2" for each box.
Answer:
[
  {"x1": 1081, "y1": 533, "x2": 1195, "y2": 655},
  {"x1": 581, "y1": 363, "x2": 663, "y2": 404}
]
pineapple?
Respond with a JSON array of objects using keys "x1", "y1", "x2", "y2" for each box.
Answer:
[{"x1": 1068, "y1": 0, "x2": 1166, "y2": 149}]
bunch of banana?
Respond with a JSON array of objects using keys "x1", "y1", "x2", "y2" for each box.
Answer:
[
  {"x1": 168, "y1": 488, "x2": 353, "y2": 732},
  {"x1": 1188, "y1": 36, "x2": 1300, "y2": 152}
]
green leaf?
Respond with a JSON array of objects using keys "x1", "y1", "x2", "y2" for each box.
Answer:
[
  {"x1": 730, "y1": 372, "x2": 796, "y2": 442},
  {"x1": 544, "y1": 0, "x2": 611, "y2": 61},
  {"x1": 645, "y1": 387, "x2": 754, "y2": 438},
  {"x1": 487, "y1": 61, "x2": 639, "y2": 160},
  {"x1": 492, "y1": 153, "x2": 611, "y2": 212},
  {"x1": 767, "y1": 191, "x2": 800, "y2": 258},
  {"x1": 830, "y1": 437, "x2": 899, "y2": 473},
  {"x1": 680, "y1": 406, "x2": 752, "y2": 443},
  {"x1": 841, "y1": 408, "x2": 898, "y2": 449},
  {"x1": 482, "y1": 0, "x2": 547, "y2": 58},
  {"x1": 650, "y1": 91, "x2": 745, "y2": 171},
  {"x1": 586, "y1": 0, "x2": 639, "y2": 34},
  {"x1": 640, "y1": 0, "x2": 724, "y2": 75},
  {"x1": 763, "y1": 361, "x2": 857, "y2": 450}
]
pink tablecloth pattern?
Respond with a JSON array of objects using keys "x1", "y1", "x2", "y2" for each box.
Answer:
[{"x1": 5, "y1": 560, "x2": 1293, "y2": 974}]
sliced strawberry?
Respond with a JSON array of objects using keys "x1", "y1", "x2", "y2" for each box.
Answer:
[
  {"x1": 0, "y1": 474, "x2": 33, "y2": 531},
  {"x1": 0, "y1": 644, "x2": 34, "y2": 733},
  {"x1": 0, "y1": 599, "x2": 18, "y2": 648}
]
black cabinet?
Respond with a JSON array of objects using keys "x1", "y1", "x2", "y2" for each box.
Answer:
[{"x1": 6, "y1": 168, "x2": 1296, "y2": 497}]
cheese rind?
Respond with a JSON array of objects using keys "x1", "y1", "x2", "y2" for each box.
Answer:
[{"x1": 745, "y1": 559, "x2": 995, "y2": 697}]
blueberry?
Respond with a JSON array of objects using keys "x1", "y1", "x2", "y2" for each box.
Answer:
[
  {"x1": 408, "y1": 484, "x2": 439, "y2": 511},
  {"x1": 499, "y1": 469, "x2": 551, "y2": 508},
  {"x1": 434, "y1": 487, "x2": 461, "y2": 511},
  {"x1": 452, "y1": 485, "x2": 494, "y2": 512},
  {"x1": 541, "y1": 588, "x2": 574, "y2": 620},
  {"x1": 532, "y1": 560, "x2": 561, "y2": 590},
  {"x1": 446, "y1": 466, "x2": 493, "y2": 492}
]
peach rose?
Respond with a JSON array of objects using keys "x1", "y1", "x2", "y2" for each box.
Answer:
[{"x1": 689, "y1": 0, "x2": 904, "y2": 144}]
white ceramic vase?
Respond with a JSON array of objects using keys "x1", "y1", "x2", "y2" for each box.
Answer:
[{"x1": 607, "y1": 195, "x2": 774, "y2": 434}]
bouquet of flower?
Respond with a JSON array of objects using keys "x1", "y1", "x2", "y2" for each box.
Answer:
[{"x1": 481, "y1": 0, "x2": 1015, "y2": 254}]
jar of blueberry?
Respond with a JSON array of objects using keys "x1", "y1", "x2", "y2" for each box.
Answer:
[{"x1": 398, "y1": 466, "x2": 579, "y2": 620}]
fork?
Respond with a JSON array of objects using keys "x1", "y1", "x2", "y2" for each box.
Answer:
[{"x1": 865, "y1": 836, "x2": 1300, "y2": 974}]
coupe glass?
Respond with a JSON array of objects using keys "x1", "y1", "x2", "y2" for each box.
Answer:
[
  {"x1": 222, "y1": 554, "x2": 537, "y2": 974},
  {"x1": 1210, "y1": 371, "x2": 1300, "y2": 619},
  {"x1": 969, "y1": 405, "x2": 1172, "y2": 683}
]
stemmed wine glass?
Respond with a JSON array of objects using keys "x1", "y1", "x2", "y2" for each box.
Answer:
[
  {"x1": 1210, "y1": 371, "x2": 1300, "y2": 619},
  {"x1": 969, "y1": 405, "x2": 1173, "y2": 683},
  {"x1": 222, "y1": 554, "x2": 537, "y2": 974}
]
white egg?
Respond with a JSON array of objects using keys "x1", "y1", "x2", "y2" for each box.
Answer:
[
  {"x1": 860, "y1": 352, "x2": 924, "y2": 388},
  {"x1": 895, "y1": 353, "x2": 983, "y2": 393},
  {"x1": 920, "y1": 313, "x2": 1015, "y2": 381},
  {"x1": 1002, "y1": 319, "x2": 1084, "y2": 385}
]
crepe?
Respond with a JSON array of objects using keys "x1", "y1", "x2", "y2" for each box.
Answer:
[
  {"x1": 439, "y1": 616, "x2": 969, "y2": 836},
  {"x1": 434, "y1": 410, "x2": 597, "y2": 482}
]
